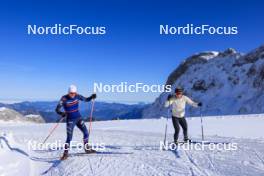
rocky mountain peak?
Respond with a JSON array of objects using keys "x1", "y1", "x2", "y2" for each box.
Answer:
[
  {"x1": 218, "y1": 48, "x2": 237, "y2": 57},
  {"x1": 234, "y1": 45, "x2": 264, "y2": 66},
  {"x1": 166, "y1": 51, "x2": 219, "y2": 85},
  {"x1": 143, "y1": 44, "x2": 264, "y2": 118}
]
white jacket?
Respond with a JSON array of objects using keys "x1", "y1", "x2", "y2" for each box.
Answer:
[{"x1": 165, "y1": 95, "x2": 198, "y2": 118}]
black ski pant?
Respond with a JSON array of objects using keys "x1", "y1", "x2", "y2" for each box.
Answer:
[{"x1": 172, "y1": 116, "x2": 188, "y2": 142}]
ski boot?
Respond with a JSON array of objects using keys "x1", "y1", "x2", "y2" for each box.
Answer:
[
  {"x1": 83, "y1": 140, "x2": 96, "y2": 154},
  {"x1": 61, "y1": 150, "x2": 68, "y2": 160},
  {"x1": 184, "y1": 138, "x2": 191, "y2": 143},
  {"x1": 173, "y1": 140, "x2": 180, "y2": 145},
  {"x1": 60, "y1": 144, "x2": 69, "y2": 160}
]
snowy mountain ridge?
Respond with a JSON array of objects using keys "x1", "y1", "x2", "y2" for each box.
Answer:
[
  {"x1": 143, "y1": 44, "x2": 264, "y2": 118},
  {"x1": 0, "y1": 107, "x2": 44, "y2": 123}
]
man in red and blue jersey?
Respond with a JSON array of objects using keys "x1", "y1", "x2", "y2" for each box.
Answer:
[{"x1": 55, "y1": 85, "x2": 96, "y2": 160}]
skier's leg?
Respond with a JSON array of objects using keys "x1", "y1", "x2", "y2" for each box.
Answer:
[
  {"x1": 76, "y1": 119, "x2": 95, "y2": 153},
  {"x1": 65, "y1": 120, "x2": 75, "y2": 146},
  {"x1": 76, "y1": 119, "x2": 89, "y2": 141},
  {"x1": 179, "y1": 117, "x2": 188, "y2": 140},
  {"x1": 62, "y1": 119, "x2": 75, "y2": 159},
  {"x1": 172, "y1": 116, "x2": 180, "y2": 142}
]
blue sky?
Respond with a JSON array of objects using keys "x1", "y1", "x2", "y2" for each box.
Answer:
[{"x1": 0, "y1": 0, "x2": 263, "y2": 103}]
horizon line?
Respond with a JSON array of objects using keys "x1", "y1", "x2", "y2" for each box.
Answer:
[{"x1": 0, "y1": 98, "x2": 151, "y2": 105}]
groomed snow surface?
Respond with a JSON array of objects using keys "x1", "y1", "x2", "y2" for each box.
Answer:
[{"x1": 1, "y1": 114, "x2": 264, "y2": 176}]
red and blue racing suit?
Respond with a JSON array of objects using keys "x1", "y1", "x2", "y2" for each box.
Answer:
[{"x1": 55, "y1": 94, "x2": 93, "y2": 145}]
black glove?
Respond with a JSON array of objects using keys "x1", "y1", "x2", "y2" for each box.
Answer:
[
  {"x1": 198, "y1": 102, "x2": 202, "y2": 107},
  {"x1": 167, "y1": 94, "x2": 173, "y2": 101},
  {"x1": 91, "y1": 93, "x2": 97, "y2": 99}
]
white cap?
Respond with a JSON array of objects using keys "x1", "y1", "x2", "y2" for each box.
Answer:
[{"x1": 68, "y1": 85, "x2": 77, "y2": 93}]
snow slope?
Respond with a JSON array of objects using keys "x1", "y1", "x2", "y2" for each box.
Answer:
[{"x1": 0, "y1": 114, "x2": 264, "y2": 176}]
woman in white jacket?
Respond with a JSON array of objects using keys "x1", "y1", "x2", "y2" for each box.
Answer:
[{"x1": 165, "y1": 87, "x2": 202, "y2": 143}]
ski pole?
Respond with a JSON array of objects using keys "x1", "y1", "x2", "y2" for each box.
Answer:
[
  {"x1": 42, "y1": 117, "x2": 64, "y2": 145},
  {"x1": 163, "y1": 108, "x2": 170, "y2": 146},
  {"x1": 88, "y1": 99, "x2": 95, "y2": 143},
  {"x1": 200, "y1": 107, "x2": 204, "y2": 141}
]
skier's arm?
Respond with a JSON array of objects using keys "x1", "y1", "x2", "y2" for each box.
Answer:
[
  {"x1": 55, "y1": 98, "x2": 66, "y2": 117},
  {"x1": 184, "y1": 96, "x2": 198, "y2": 107},
  {"x1": 78, "y1": 94, "x2": 97, "y2": 102}
]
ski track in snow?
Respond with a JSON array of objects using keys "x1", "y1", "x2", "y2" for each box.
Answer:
[{"x1": 1, "y1": 118, "x2": 264, "y2": 176}]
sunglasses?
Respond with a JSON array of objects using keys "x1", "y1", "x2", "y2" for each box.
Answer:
[{"x1": 69, "y1": 92, "x2": 76, "y2": 95}]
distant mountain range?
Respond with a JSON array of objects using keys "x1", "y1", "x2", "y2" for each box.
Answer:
[
  {"x1": 0, "y1": 101, "x2": 147, "y2": 122},
  {"x1": 143, "y1": 44, "x2": 264, "y2": 118}
]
